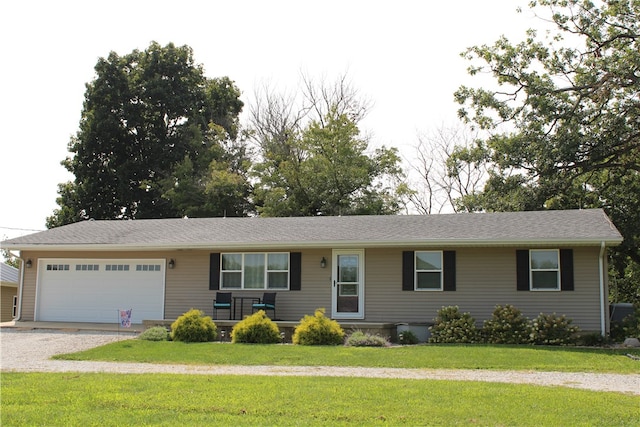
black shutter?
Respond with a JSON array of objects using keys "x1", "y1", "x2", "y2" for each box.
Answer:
[
  {"x1": 209, "y1": 253, "x2": 220, "y2": 290},
  {"x1": 516, "y1": 250, "x2": 530, "y2": 291},
  {"x1": 402, "y1": 251, "x2": 414, "y2": 291},
  {"x1": 443, "y1": 251, "x2": 456, "y2": 291},
  {"x1": 290, "y1": 252, "x2": 302, "y2": 291},
  {"x1": 560, "y1": 249, "x2": 574, "y2": 291}
]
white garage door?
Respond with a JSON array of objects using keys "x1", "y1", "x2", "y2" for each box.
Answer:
[{"x1": 36, "y1": 259, "x2": 165, "y2": 324}]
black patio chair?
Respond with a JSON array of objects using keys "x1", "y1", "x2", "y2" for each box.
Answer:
[
  {"x1": 252, "y1": 292, "x2": 276, "y2": 319},
  {"x1": 213, "y1": 292, "x2": 232, "y2": 320}
]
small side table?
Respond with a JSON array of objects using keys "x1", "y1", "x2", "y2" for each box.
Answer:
[{"x1": 232, "y1": 296, "x2": 260, "y2": 320}]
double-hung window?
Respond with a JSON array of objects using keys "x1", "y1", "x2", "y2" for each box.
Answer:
[
  {"x1": 221, "y1": 253, "x2": 290, "y2": 290},
  {"x1": 530, "y1": 249, "x2": 560, "y2": 290},
  {"x1": 415, "y1": 251, "x2": 443, "y2": 291}
]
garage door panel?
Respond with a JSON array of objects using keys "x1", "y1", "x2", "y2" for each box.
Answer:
[{"x1": 37, "y1": 259, "x2": 164, "y2": 323}]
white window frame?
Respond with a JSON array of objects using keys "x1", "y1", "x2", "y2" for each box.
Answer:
[
  {"x1": 415, "y1": 251, "x2": 443, "y2": 291},
  {"x1": 530, "y1": 249, "x2": 560, "y2": 291},
  {"x1": 220, "y1": 252, "x2": 290, "y2": 290}
]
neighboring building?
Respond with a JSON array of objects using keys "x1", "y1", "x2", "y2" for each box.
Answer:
[
  {"x1": 0, "y1": 263, "x2": 19, "y2": 322},
  {"x1": 1, "y1": 209, "x2": 622, "y2": 334}
]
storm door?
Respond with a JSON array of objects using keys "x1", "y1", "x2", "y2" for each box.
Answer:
[{"x1": 331, "y1": 250, "x2": 364, "y2": 319}]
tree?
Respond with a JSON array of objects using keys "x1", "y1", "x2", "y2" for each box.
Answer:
[
  {"x1": 2, "y1": 245, "x2": 20, "y2": 269},
  {"x1": 47, "y1": 42, "x2": 251, "y2": 227},
  {"x1": 406, "y1": 125, "x2": 487, "y2": 214},
  {"x1": 453, "y1": 0, "x2": 640, "y2": 303},
  {"x1": 250, "y1": 74, "x2": 404, "y2": 216}
]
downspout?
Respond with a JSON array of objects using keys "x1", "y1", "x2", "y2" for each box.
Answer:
[
  {"x1": 9, "y1": 250, "x2": 24, "y2": 321},
  {"x1": 598, "y1": 241, "x2": 606, "y2": 336}
]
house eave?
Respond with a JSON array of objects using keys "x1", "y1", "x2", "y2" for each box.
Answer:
[{"x1": 9, "y1": 237, "x2": 623, "y2": 252}]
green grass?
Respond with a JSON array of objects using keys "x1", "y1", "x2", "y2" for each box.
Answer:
[
  {"x1": 54, "y1": 340, "x2": 640, "y2": 374},
  {"x1": 2, "y1": 373, "x2": 639, "y2": 426}
]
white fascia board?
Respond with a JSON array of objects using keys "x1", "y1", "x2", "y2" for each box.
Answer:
[{"x1": 9, "y1": 237, "x2": 623, "y2": 252}]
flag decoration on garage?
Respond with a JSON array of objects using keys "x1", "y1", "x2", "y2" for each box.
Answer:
[{"x1": 119, "y1": 309, "x2": 132, "y2": 328}]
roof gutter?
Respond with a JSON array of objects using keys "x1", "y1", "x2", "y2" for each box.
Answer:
[{"x1": 4, "y1": 237, "x2": 625, "y2": 252}]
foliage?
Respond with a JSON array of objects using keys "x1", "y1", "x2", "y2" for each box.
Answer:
[
  {"x1": 482, "y1": 305, "x2": 532, "y2": 344},
  {"x1": 397, "y1": 330, "x2": 420, "y2": 345},
  {"x1": 170, "y1": 309, "x2": 217, "y2": 343},
  {"x1": 345, "y1": 330, "x2": 389, "y2": 347},
  {"x1": 253, "y1": 108, "x2": 403, "y2": 216},
  {"x1": 428, "y1": 306, "x2": 479, "y2": 343},
  {"x1": 577, "y1": 332, "x2": 611, "y2": 347},
  {"x1": 453, "y1": 0, "x2": 640, "y2": 303},
  {"x1": 138, "y1": 326, "x2": 170, "y2": 341},
  {"x1": 0, "y1": 244, "x2": 20, "y2": 269},
  {"x1": 1, "y1": 248, "x2": 20, "y2": 269},
  {"x1": 5, "y1": 373, "x2": 640, "y2": 426},
  {"x1": 530, "y1": 313, "x2": 580, "y2": 346},
  {"x1": 231, "y1": 310, "x2": 281, "y2": 344},
  {"x1": 292, "y1": 308, "x2": 344, "y2": 345},
  {"x1": 250, "y1": 74, "x2": 406, "y2": 217},
  {"x1": 610, "y1": 262, "x2": 640, "y2": 305},
  {"x1": 47, "y1": 42, "x2": 252, "y2": 227}
]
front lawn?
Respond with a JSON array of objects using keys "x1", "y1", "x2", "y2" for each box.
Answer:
[
  {"x1": 54, "y1": 340, "x2": 640, "y2": 374},
  {"x1": 2, "y1": 373, "x2": 638, "y2": 426}
]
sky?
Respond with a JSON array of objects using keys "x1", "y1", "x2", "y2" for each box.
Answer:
[{"x1": 0, "y1": 0, "x2": 538, "y2": 240}]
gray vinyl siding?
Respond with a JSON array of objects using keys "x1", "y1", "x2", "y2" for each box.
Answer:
[
  {"x1": 163, "y1": 249, "x2": 334, "y2": 320},
  {"x1": 364, "y1": 247, "x2": 603, "y2": 331},
  {"x1": 18, "y1": 246, "x2": 605, "y2": 331}
]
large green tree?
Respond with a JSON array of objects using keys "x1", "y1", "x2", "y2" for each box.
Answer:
[
  {"x1": 250, "y1": 75, "x2": 404, "y2": 216},
  {"x1": 453, "y1": 0, "x2": 640, "y2": 302},
  {"x1": 47, "y1": 42, "x2": 251, "y2": 227}
]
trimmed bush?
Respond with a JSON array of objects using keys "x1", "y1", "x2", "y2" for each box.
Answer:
[
  {"x1": 138, "y1": 326, "x2": 170, "y2": 341},
  {"x1": 293, "y1": 308, "x2": 345, "y2": 345},
  {"x1": 231, "y1": 310, "x2": 281, "y2": 344},
  {"x1": 530, "y1": 313, "x2": 580, "y2": 345},
  {"x1": 398, "y1": 330, "x2": 420, "y2": 345},
  {"x1": 482, "y1": 304, "x2": 531, "y2": 344},
  {"x1": 429, "y1": 306, "x2": 478, "y2": 343},
  {"x1": 170, "y1": 309, "x2": 217, "y2": 343},
  {"x1": 345, "y1": 330, "x2": 389, "y2": 347}
]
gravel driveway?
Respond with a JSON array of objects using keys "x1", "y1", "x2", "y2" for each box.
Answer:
[{"x1": 1, "y1": 329, "x2": 639, "y2": 395}]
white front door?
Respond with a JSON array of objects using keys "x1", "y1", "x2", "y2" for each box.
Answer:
[{"x1": 331, "y1": 249, "x2": 364, "y2": 319}]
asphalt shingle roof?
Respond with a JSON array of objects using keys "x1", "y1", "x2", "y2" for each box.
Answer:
[{"x1": 0, "y1": 209, "x2": 622, "y2": 250}]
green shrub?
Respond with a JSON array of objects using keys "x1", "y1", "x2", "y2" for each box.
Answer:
[
  {"x1": 138, "y1": 326, "x2": 170, "y2": 341},
  {"x1": 292, "y1": 308, "x2": 345, "y2": 345},
  {"x1": 429, "y1": 306, "x2": 478, "y2": 343},
  {"x1": 398, "y1": 330, "x2": 420, "y2": 345},
  {"x1": 530, "y1": 313, "x2": 580, "y2": 345},
  {"x1": 345, "y1": 330, "x2": 389, "y2": 347},
  {"x1": 482, "y1": 304, "x2": 532, "y2": 344},
  {"x1": 577, "y1": 332, "x2": 611, "y2": 347},
  {"x1": 170, "y1": 309, "x2": 217, "y2": 343},
  {"x1": 231, "y1": 310, "x2": 281, "y2": 344}
]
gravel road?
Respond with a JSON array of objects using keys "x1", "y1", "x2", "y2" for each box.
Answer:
[{"x1": 1, "y1": 329, "x2": 639, "y2": 395}]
